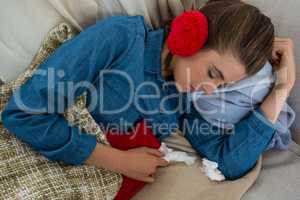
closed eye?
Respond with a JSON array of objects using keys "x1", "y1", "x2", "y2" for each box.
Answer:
[
  {"x1": 217, "y1": 83, "x2": 228, "y2": 88},
  {"x1": 213, "y1": 65, "x2": 225, "y2": 81},
  {"x1": 208, "y1": 68, "x2": 216, "y2": 79}
]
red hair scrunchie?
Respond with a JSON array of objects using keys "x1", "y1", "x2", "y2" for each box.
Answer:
[{"x1": 167, "y1": 10, "x2": 208, "y2": 57}]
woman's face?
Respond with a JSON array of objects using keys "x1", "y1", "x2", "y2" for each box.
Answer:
[{"x1": 172, "y1": 49, "x2": 247, "y2": 94}]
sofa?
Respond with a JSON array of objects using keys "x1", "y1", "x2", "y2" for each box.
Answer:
[{"x1": 0, "y1": 0, "x2": 299, "y2": 199}]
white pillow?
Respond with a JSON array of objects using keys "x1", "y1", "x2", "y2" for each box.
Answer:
[
  {"x1": 47, "y1": 0, "x2": 187, "y2": 30},
  {"x1": 0, "y1": 0, "x2": 64, "y2": 82},
  {"x1": 0, "y1": 0, "x2": 189, "y2": 83}
]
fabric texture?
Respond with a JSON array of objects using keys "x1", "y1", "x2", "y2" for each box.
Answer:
[
  {"x1": 2, "y1": 13, "x2": 281, "y2": 196},
  {"x1": 1, "y1": 0, "x2": 299, "y2": 199},
  {"x1": 190, "y1": 61, "x2": 296, "y2": 150},
  {"x1": 47, "y1": 0, "x2": 189, "y2": 31},
  {"x1": 106, "y1": 119, "x2": 161, "y2": 200},
  {"x1": 1, "y1": 0, "x2": 300, "y2": 142},
  {"x1": 0, "y1": 0, "x2": 65, "y2": 82},
  {"x1": 181, "y1": 105, "x2": 276, "y2": 179},
  {"x1": 1, "y1": 17, "x2": 267, "y2": 200},
  {"x1": 0, "y1": 23, "x2": 122, "y2": 200},
  {"x1": 1, "y1": 15, "x2": 181, "y2": 165},
  {"x1": 133, "y1": 132, "x2": 262, "y2": 200}
]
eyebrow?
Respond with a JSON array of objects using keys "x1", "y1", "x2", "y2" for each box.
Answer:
[{"x1": 212, "y1": 64, "x2": 225, "y2": 81}]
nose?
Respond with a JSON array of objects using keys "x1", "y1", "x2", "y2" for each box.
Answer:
[
  {"x1": 201, "y1": 80, "x2": 224, "y2": 95},
  {"x1": 202, "y1": 85, "x2": 215, "y2": 95}
]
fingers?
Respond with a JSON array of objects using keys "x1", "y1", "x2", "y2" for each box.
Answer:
[
  {"x1": 136, "y1": 164, "x2": 168, "y2": 183},
  {"x1": 274, "y1": 37, "x2": 287, "y2": 42},
  {"x1": 274, "y1": 37, "x2": 293, "y2": 43},
  {"x1": 142, "y1": 147, "x2": 169, "y2": 167},
  {"x1": 272, "y1": 50, "x2": 280, "y2": 60},
  {"x1": 129, "y1": 147, "x2": 164, "y2": 157},
  {"x1": 273, "y1": 38, "x2": 294, "y2": 51},
  {"x1": 139, "y1": 158, "x2": 168, "y2": 183},
  {"x1": 139, "y1": 175, "x2": 155, "y2": 183},
  {"x1": 272, "y1": 37, "x2": 294, "y2": 68},
  {"x1": 271, "y1": 50, "x2": 281, "y2": 67},
  {"x1": 156, "y1": 157, "x2": 169, "y2": 167},
  {"x1": 144, "y1": 148, "x2": 164, "y2": 157},
  {"x1": 132, "y1": 173, "x2": 155, "y2": 183}
]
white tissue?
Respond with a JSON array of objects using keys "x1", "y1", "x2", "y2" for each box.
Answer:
[
  {"x1": 158, "y1": 143, "x2": 225, "y2": 181},
  {"x1": 201, "y1": 158, "x2": 225, "y2": 181},
  {"x1": 159, "y1": 143, "x2": 196, "y2": 166}
]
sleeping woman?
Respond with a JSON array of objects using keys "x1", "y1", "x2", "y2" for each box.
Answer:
[{"x1": 2, "y1": 0, "x2": 296, "y2": 183}]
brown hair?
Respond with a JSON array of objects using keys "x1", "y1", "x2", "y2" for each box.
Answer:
[{"x1": 164, "y1": 0, "x2": 275, "y2": 76}]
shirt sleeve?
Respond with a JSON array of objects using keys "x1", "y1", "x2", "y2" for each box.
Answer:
[
  {"x1": 181, "y1": 105, "x2": 276, "y2": 179},
  {"x1": 1, "y1": 15, "x2": 143, "y2": 165}
]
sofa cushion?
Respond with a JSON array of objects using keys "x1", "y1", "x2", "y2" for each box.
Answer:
[
  {"x1": 245, "y1": 0, "x2": 300, "y2": 141},
  {"x1": 47, "y1": 0, "x2": 192, "y2": 30},
  {"x1": 133, "y1": 133, "x2": 262, "y2": 200},
  {"x1": 243, "y1": 150, "x2": 300, "y2": 200},
  {"x1": 0, "y1": 0, "x2": 65, "y2": 82},
  {"x1": 0, "y1": 0, "x2": 188, "y2": 83}
]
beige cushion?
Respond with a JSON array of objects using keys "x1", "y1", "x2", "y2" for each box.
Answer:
[
  {"x1": 47, "y1": 0, "x2": 187, "y2": 30},
  {"x1": 243, "y1": 150, "x2": 300, "y2": 200},
  {"x1": 133, "y1": 133, "x2": 262, "y2": 200},
  {"x1": 0, "y1": 0, "x2": 64, "y2": 82},
  {"x1": 0, "y1": 0, "x2": 198, "y2": 83}
]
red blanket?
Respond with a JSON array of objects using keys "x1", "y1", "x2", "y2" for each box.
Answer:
[{"x1": 106, "y1": 120, "x2": 161, "y2": 200}]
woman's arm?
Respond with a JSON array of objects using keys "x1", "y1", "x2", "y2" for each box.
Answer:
[
  {"x1": 85, "y1": 144, "x2": 168, "y2": 183},
  {"x1": 1, "y1": 16, "x2": 139, "y2": 165},
  {"x1": 2, "y1": 15, "x2": 168, "y2": 182},
  {"x1": 260, "y1": 37, "x2": 296, "y2": 123},
  {"x1": 182, "y1": 37, "x2": 297, "y2": 179},
  {"x1": 182, "y1": 104, "x2": 276, "y2": 179}
]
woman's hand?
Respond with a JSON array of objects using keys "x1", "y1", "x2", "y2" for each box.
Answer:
[
  {"x1": 85, "y1": 144, "x2": 168, "y2": 183},
  {"x1": 116, "y1": 147, "x2": 169, "y2": 182},
  {"x1": 271, "y1": 37, "x2": 296, "y2": 91},
  {"x1": 260, "y1": 37, "x2": 296, "y2": 123}
]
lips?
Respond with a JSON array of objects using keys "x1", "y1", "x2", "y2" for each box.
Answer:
[
  {"x1": 190, "y1": 84, "x2": 197, "y2": 92},
  {"x1": 190, "y1": 84, "x2": 207, "y2": 93}
]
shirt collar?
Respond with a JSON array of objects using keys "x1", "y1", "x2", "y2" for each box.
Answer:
[
  {"x1": 143, "y1": 28, "x2": 166, "y2": 75},
  {"x1": 142, "y1": 27, "x2": 192, "y2": 115}
]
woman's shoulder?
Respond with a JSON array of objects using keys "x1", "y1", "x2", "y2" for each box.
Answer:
[
  {"x1": 86, "y1": 15, "x2": 149, "y2": 38},
  {"x1": 97, "y1": 15, "x2": 147, "y2": 25}
]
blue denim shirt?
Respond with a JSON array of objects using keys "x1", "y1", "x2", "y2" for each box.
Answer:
[
  {"x1": 2, "y1": 15, "x2": 276, "y2": 170},
  {"x1": 2, "y1": 15, "x2": 183, "y2": 165}
]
